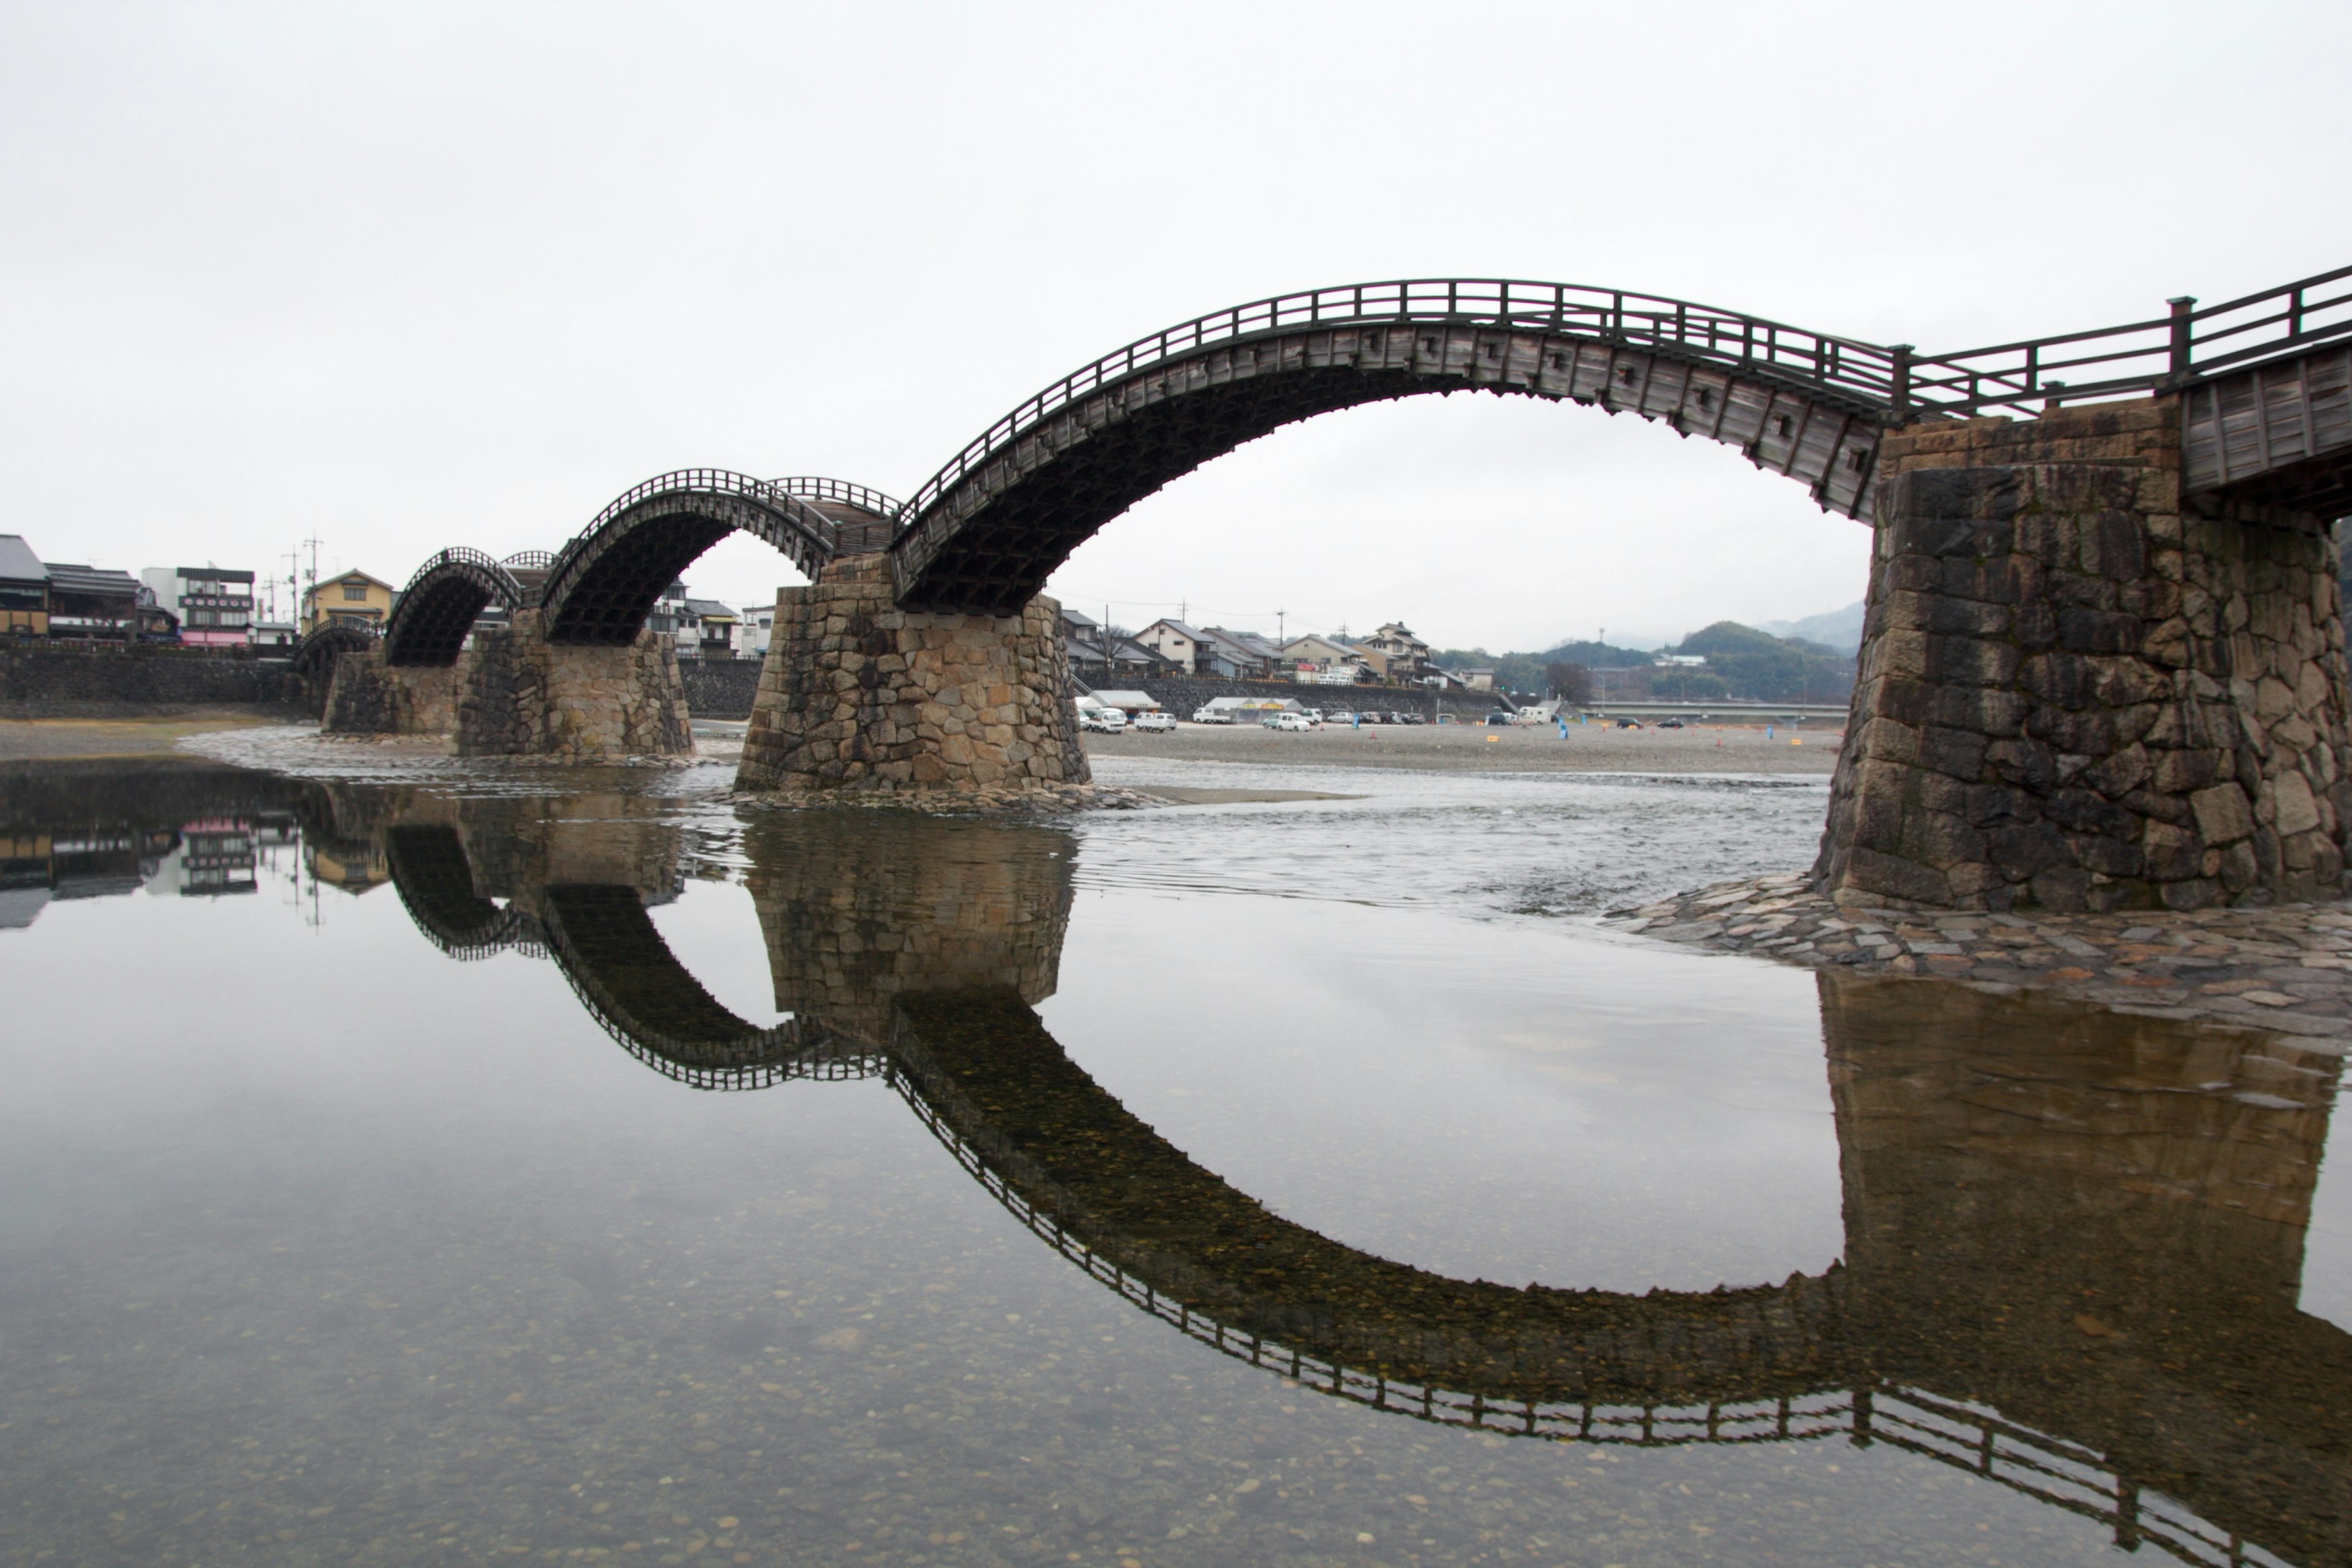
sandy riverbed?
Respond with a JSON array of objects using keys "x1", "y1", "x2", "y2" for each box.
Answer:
[
  {"x1": 0, "y1": 710, "x2": 298, "y2": 762},
  {"x1": 1085, "y1": 718, "x2": 1841, "y2": 775}
]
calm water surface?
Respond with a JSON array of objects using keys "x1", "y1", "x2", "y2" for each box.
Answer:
[{"x1": 2, "y1": 754, "x2": 2348, "y2": 1567}]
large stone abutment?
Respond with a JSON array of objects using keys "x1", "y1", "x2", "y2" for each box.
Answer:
[
  {"x1": 736, "y1": 554, "x2": 1087, "y2": 795},
  {"x1": 1817, "y1": 399, "x2": 2351, "y2": 911}
]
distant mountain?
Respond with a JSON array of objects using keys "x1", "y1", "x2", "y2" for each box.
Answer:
[{"x1": 1758, "y1": 601, "x2": 1864, "y2": 654}]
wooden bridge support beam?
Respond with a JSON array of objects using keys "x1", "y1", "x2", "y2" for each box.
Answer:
[
  {"x1": 735, "y1": 554, "x2": 1087, "y2": 797},
  {"x1": 1818, "y1": 399, "x2": 2352, "y2": 911}
]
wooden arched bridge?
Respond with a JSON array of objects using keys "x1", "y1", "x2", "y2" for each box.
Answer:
[
  {"x1": 355, "y1": 263, "x2": 2352, "y2": 644},
  {"x1": 331, "y1": 263, "x2": 2352, "y2": 912}
]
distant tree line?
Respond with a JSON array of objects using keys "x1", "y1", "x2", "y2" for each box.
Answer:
[{"x1": 1431, "y1": 620, "x2": 1855, "y2": 705}]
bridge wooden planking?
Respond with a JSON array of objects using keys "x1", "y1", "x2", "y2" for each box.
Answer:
[
  {"x1": 917, "y1": 322, "x2": 1885, "y2": 551},
  {"x1": 2184, "y1": 342, "x2": 2352, "y2": 513}
]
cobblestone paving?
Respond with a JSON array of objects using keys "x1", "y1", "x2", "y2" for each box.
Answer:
[{"x1": 1612, "y1": 874, "x2": 2352, "y2": 1044}]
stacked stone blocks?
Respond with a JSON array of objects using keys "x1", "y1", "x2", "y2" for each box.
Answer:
[
  {"x1": 1817, "y1": 401, "x2": 2351, "y2": 911},
  {"x1": 736, "y1": 554, "x2": 1088, "y2": 794},
  {"x1": 454, "y1": 611, "x2": 692, "y2": 759},
  {"x1": 320, "y1": 647, "x2": 462, "y2": 737}
]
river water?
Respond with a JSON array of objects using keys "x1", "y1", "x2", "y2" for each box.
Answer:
[{"x1": 2, "y1": 748, "x2": 2347, "y2": 1567}]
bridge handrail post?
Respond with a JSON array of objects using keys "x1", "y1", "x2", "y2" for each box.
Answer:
[
  {"x1": 2168, "y1": 295, "x2": 2196, "y2": 379},
  {"x1": 1888, "y1": 344, "x2": 1913, "y2": 421}
]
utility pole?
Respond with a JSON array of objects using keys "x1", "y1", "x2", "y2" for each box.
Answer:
[
  {"x1": 1276, "y1": 607, "x2": 1285, "y2": 648},
  {"x1": 299, "y1": 535, "x2": 323, "y2": 631}
]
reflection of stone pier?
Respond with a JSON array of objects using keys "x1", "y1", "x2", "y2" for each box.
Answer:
[
  {"x1": 1823, "y1": 973, "x2": 2352, "y2": 1564},
  {"x1": 745, "y1": 810, "x2": 1073, "y2": 1046}
]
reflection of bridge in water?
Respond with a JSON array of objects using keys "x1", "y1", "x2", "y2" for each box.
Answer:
[{"x1": 360, "y1": 792, "x2": 2348, "y2": 1567}]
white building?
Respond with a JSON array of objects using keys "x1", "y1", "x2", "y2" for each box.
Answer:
[
  {"x1": 741, "y1": 604, "x2": 777, "y2": 659},
  {"x1": 140, "y1": 565, "x2": 257, "y2": 648}
]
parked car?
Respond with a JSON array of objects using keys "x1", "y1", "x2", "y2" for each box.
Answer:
[
  {"x1": 1267, "y1": 711, "x2": 1315, "y2": 731},
  {"x1": 1483, "y1": 712, "x2": 1515, "y2": 726},
  {"x1": 1079, "y1": 709, "x2": 1126, "y2": 733},
  {"x1": 1657, "y1": 718, "x2": 1685, "y2": 729},
  {"x1": 1129, "y1": 710, "x2": 1175, "y2": 733},
  {"x1": 1327, "y1": 710, "x2": 1359, "y2": 725},
  {"x1": 1399, "y1": 713, "x2": 1427, "y2": 725},
  {"x1": 1614, "y1": 717, "x2": 1643, "y2": 729},
  {"x1": 1191, "y1": 706, "x2": 1235, "y2": 724}
]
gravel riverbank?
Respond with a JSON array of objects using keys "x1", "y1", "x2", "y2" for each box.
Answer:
[{"x1": 1084, "y1": 719, "x2": 1840, "y2": 775}]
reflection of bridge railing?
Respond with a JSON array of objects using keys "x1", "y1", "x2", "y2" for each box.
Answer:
[
  {"x1": 889, "y1": 1058, "x2": 2293, "y2": 1568},
  {"x1": 535, "y1": 891, "x2": 885, "y2": 1091}
]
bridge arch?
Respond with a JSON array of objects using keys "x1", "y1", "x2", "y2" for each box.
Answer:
[
  {"x1": 887, "y1": 987, "x2": 1848, "y2": 1410},
  {"x1": 887, "y1": 279, "x2": 1901, "y2": 614},
  {"x1": 384, "y1": 824, "x2": 541, "y2": 959},
  {"x1": 290, "y1": 620, "x2": 374, "y2": 680},
  {"x1": 533, "y1": 883, "x2": 881, "y2": 1090},
  {"x1": 537, "y1": 472, "x2": 896, "y2": 645},
  {"x1": 383, "y1": 549, "x2": 529, "y2": 666}
]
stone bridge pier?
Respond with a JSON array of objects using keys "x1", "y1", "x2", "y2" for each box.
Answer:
[
  {"x1": 736, "y1": 554, "x2": 1087, "y2": 795},
  {"x1": 321, "y1": 644, "x2": 464, "y2": 737},
  {"x1": 1818, "y1": 399, "x2": 2352, "y2": 911},
  {"x1": 454, "y1": 609, "x2": 690, "y2": 760},
  {"x1": 323, "y1": 609, "x2": 692, "y2": 760}
]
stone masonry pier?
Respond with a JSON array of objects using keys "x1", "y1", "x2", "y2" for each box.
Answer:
[
  {"x1": 321, "y1": 609, "x2": 692, "y2": 760},
  {"x1": 322, "y1": 646, "x2": 464, "y2": 737},
  {"x1": 1817, "y1": 399, "x2": 2351, "y2": 912},
  {"x1": 736, "y1": 554, "x2": 1087, "y2": 795},
  {"x1": 455, "y1": 609, "x2": 689, "y2": 760}
]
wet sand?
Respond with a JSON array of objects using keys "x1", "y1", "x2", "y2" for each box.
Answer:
[
  {"x1": 1085, "y1": 719, "x2": 1841, "y2": 775},
  {"x1": 0, "y1": 711, "x2": 296, "y2": 761}
]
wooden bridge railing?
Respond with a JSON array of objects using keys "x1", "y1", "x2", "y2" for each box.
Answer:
[{"x1": 891, "y1": 266, "x2": 2352, "y2": 540}]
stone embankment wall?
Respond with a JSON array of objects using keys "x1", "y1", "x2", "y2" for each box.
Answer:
[
  {"x1": 1093, "y1": 676, "x2": 1501, "y2": 722},
  {"x1": 456, "y1": 612, "x2": 692, "y2": 759},
  {"x1": 1817, "y1": 401, "x2": 2351, "y2": 911},
  {"x1": 736, "y1": 556, "x2": 1086, "y2": 794},
  {"x1": 679, "y1": 658, "x2": 762, "y2": 720},
  {"x1": 322, "y1": 649, "x2": 462, "y2": 736},
  {"x1": 0, "y1": 644, "x2": 293, "y2": 717}
]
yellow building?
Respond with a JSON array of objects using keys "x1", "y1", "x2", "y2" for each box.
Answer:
[{"x1": 301, "y1": 570, "x2": 396, "y2": 635}]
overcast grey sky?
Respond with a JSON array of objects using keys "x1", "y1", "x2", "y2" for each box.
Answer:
[{"x1": 6, "y1": 1, "x2": 2347, "y2": 650}]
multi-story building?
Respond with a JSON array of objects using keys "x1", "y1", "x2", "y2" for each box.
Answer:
[
  {"x1": 645, "y1": 581, "x2": 692, "y2": 646},
  {"x1": 301, "y1": 571, "x2": 396, "y2": 635},
  {"x1": 1197, "y1": 627, "x2": 1281, "y2": 679},
  {"x1": 0, "y1": 535, "x2": 48, "y2": 637},
  {"x1": 1353, "y1": 622, "x2": 1434, "y2": 684},
  {"x1": 141, "y1": 566, "x2": 258, "y2": 648},
  {"x1": 41, "y1": 564, "x2": 143, "y2": 641},
  {"x1": 1136, "y1": 619, "x2": 1209, "y2": 674},
  {"x1": 682, "y1": 598, "x2": 740, "y2": 658}
]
